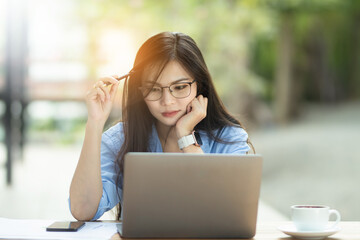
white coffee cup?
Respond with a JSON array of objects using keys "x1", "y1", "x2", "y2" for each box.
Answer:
[{"x1": 291, "y1": 205, "x2": 341, "y2": 232}]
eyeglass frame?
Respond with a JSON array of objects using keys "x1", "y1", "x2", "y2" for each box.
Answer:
[{"x1": 138, "y1": 79, "x2": 196, "y2": 101}]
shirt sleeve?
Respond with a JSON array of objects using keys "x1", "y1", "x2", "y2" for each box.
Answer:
[
  {"x1": 210, "y1": 126, "x2": 251, "y2": 154},
  {"x1": 91, "y1": 128, "x2": 123, "y2": 220}
]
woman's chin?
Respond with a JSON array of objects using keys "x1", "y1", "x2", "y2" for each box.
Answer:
[
  {"x1": 162, "y1": 120, "x2": 177, "y2": 127},
  {"x1": 157, "y1": 117, "x2": 180, "y2": 128}
]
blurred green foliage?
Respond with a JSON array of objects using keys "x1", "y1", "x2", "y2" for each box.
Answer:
[
  {"x1": 73, "y1": 0, "x2": 360, "y2": 104},
  {"x1": 255, "y1": 0, "x2": 360, "y2": 102},
  {"x1": 28, "y1": 117, "x2": 86, "y2": 145},
  {"x1": 3, "y1": 0, "x2": 359, "y2": 144},
  {"x1": 74, "y1": 0, "x2": 274, "y2": 100}
]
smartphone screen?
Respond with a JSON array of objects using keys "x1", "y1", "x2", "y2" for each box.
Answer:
[{"x1": 46, "y1": 221, "x2": 85, "y2": 232}]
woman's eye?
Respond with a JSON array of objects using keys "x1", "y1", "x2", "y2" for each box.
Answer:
[
  {"x1": 150, "y1": 87, "x2": 161, "y2": 92},
  {"x1": 173, "y1": 84, "x2": 188, "y2": 91}
]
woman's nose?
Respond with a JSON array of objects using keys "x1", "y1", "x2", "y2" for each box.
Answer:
[{"x1": 160, "y1": 88, "x2": 175, "y2": 105}]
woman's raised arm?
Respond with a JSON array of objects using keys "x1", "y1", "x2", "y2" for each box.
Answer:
[{"x1": 69, "y1": 76, "x2": 119, "y2": 220}]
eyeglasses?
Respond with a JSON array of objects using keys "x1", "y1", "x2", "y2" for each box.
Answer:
[{"x1": 139, "y1": 80, "x2": 196, "y2": 101}]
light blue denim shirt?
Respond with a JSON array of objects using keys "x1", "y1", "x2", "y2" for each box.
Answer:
[{"x1": 70, "y1": 122, "x2": 250, "y2": 220}]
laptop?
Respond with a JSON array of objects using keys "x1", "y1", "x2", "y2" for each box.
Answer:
[{"x1": 117, "y1": 153, "x2": 263, "y2": 238}]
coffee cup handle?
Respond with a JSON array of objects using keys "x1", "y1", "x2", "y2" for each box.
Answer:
[{"x1": 328, "y1": 209, "x2": 341, "y2": 229}]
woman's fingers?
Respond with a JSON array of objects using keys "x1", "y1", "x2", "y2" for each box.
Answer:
[
  {"x1": 202, "y1": 96, "x2": 208, "y2": 111},
  {"x1": 109, "y1": 82, "x2": 119, "y2": 100},
  {"x1": 197, "y1": 95, "x2": 207, "y2": 107},
  {"x1": 85, "y1": 76, "x2": 121, "y2": 123},
  {"x1": 100, "y1": 76, "x2": 119, "y2": 86},
  {"x1": 96, "y1": 87, "x2": 106, "y2": 102},
  {"x1": 191, "y1": 95, "x2": 207, "y2": 118},
  {"x1": 86, "y1": 76, "x2": 121, "y2": 106},
  {"x1": 175, "y1": 95, "x2": 208, "y2": 137},
  {"x1": 97, "y1": 81, "x2": 110, "y2": 100},
  {"x1": 91, "y1": 81, "x2": 106, "y2": 102},
  {"x1": 93, "y1": 78, "x2": 120, "y2": 101}
]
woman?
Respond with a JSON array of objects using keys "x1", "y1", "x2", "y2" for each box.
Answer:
[{"x1": 69, "y1": 32, "x2": 253, "y2": 221}]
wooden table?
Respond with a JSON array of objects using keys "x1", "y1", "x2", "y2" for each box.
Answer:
[{"x1": 111, "y1": 221, "x2": 360, "y2": 240}]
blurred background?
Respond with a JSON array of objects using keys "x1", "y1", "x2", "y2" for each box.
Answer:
[{"x1": 1, "y1": 0, "x2": 359, "y2": 221}]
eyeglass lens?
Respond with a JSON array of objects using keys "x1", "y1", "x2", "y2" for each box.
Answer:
[{"x1": 143, "y1": 82, "x2": 192, "y2": 101}]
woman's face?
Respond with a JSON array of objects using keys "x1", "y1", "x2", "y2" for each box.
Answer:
[{"x1": 141, "y1": 60, "x2": 197, "y2": 127}]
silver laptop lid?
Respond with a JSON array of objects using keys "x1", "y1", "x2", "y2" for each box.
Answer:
[{"x1": 121, "y1": 153, "x2": 262, "y2": 238}]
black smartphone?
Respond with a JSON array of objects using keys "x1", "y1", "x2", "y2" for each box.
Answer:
[{"x1": 46, "y1": 221, "x2": 85, "y2": 232}]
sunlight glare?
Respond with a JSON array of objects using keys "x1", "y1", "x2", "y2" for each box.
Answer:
[{"x1": 97, "y1": 29, "x2": 136, "y2": 78}]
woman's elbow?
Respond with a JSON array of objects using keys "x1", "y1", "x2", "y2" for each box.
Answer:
[{"x1": 70, "y1": 202, "x2": 96, "y2": 221}]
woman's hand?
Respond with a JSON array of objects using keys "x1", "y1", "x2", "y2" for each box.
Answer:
[
  {"x1": 86, "y1": 76, "x2": 120, "y2": 125},
  {"x1": 175, "y1": 95, "x2": 208, "y2": 138}
]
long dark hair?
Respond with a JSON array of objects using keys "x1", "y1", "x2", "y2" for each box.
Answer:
[{"x1": 115, "y1": 32, "x2": 253, "y2": 219}]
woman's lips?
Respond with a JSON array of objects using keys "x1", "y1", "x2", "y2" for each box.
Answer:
[{"x1": 161, "y1": 110, "x2": 180, "y2": 117}]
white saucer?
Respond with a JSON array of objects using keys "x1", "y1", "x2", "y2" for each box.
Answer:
[{"x1": 278, "y1": 224, "x2": 341, "y2": 240}]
